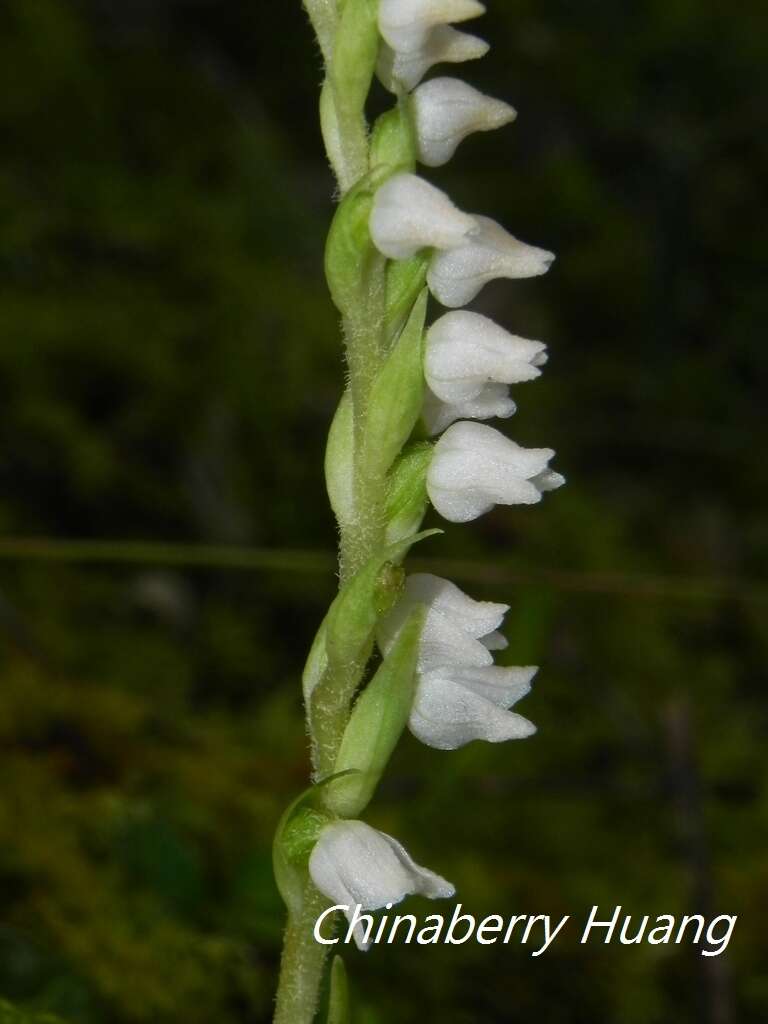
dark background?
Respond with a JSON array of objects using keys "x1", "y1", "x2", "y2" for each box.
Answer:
[{"x1": 1, "y1": 1, "x2": 766, "y2": 1021}]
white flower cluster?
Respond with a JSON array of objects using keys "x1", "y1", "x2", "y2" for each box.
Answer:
[
  {"x1": 310, "y1": 0, "x2": 563, "y2": 937},
  {"x1": 371, "y1": 0, "x2": 562, "y2": 526}
]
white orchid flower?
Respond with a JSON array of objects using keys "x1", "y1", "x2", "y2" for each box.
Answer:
[
  {"x1": 379, "y1": 571, "x2": 510, "y2": 669},
  {"x1": 427, "y1": 420, "x2": 564, "y2": 522},
  {"x1": 425, "y1": 311, "x2": 548, "y2": 403},
  {"x1": 412, "y1": 77, "x2": 516, "y2": 167},
  {"x1": 309, "y1": 820, "x2": 455, "y2": 950}
]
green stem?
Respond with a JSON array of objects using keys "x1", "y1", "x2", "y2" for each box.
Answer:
[{"x1": 274, "y1": 884, "x2": 333, "y2": 1024}]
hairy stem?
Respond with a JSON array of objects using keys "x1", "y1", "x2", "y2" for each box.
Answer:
[{"x1": 274, "y1": 884, "x2": 332, "y2": 1024}]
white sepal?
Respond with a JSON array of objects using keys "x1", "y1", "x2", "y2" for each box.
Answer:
[
  {"x1": 379, "y1": 0, "x2": 486, "y2": 55},
  {"x1": 412, "y1": 78, "x2": 516, "y2": 167},
  {"x1": 428, "y1": 215, "x2": 554, "y2": 307},
  {"x1": 423, "y1": 383, "x2": 516, "y2": 435},
  {"x1": 427, "y1": 420, "x2": 563, "y2": 522},
  {"x1": 379, "y1": 572, "x2": 509, "y2": 670},
  {"x1": 370, "y1": 173, "x2": 477, "y2": 261},
  {"x1": 308, "y1": 820, "x2": 455, "y2": 950},
  {"x1": 425, "y1": 310, "x2": 548, "y2": 402},
  {"x1": 378, "y1": 26, "x2": 489, "y2": 93},
  {"x1": 410, "y1": 664, "x2": 537, "y2": 749}
]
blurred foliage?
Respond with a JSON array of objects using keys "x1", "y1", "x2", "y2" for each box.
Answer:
[{"x1": 0, "y1": 0, "x2": 766, "y2": 1022}]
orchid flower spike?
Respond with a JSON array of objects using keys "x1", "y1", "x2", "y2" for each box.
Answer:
[
  {"x1": 426, "y1": 311, "x2": 548, "y2": 403},
  {"x1": 427, "y1": 420, "x2": 564, "y2": 522},
  {"x1": 370, "y1": 173, "x2": 477, "y2": 260},
  {"x1": 379, "y1": 0, "x2": 486, "y2": 55},
  {"x1": 378, "y1": 573, "x2": 537, "y2": 749},
  {"x1": 309, "y1": 820, "x2": 455, "y2": 950},
  {"x1": 378, "y1": 26, "x2": 489, "y2": 94},
  {"x1": 423, "y1": 383, "x2": 516, "y2": 435},
  {"x1": 412, "y1": 78, "x2": 516, "y2": 167},
  {"x1": 428, "y1": 215, "x2": 555, "y2": 307}
]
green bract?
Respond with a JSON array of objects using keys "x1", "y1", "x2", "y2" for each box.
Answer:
[
  {"x1": 326, "y1": 956, "x2": 349, "y2": 1024},
  {"x1": 363, "y1": 289, "x2": 428, "y2": 479},
  {"x1": 384, "y1": 251, "x2": 430, "y2": 343},
  {"x1": 324, "y1": 170, "x2": 388, "y2": 319},
  {"x1": 384, "y1": 443, "x2": 434, "y2": 544},
  {"x1": 370, "y1": 103, "x2": 417, "y2": 173},
  {"x1": 325, "y1": 391, "x2": 355, "y2": 528},
  {"x1": 326, "y1": 607, "x2": 425, "y2": 817}
]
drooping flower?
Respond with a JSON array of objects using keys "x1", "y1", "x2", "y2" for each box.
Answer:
[
  {"x1": 427, "y1": 420, "x2": 564, "y2": 522},
  {"x1": 378, "y1": 573, "x2": 537, "y2": 750},
  {"x1": 308, "y1": 820, "x2": 455, "y2": 949},
  {"x1": 423, "y1": 383, "x2": 516, "y2": 435},
  {"x1": 378, "y1": 25, "x2": 489, "y2": 94},
  {"x1": 370, "y1": 173, "x2": 477, "y2": 260},
  {"x1": 428, "y1": 215, "x2": 555, "y2": 308},
  {"x1": 378, "y1": 0, "x2": 486, "y2": 55},
  {"x1": 412, "y1": 77, "x2": 516, "y2": 167},
  {"x1": 425, "y1": 310, "x2": 548, "y2": 403}
]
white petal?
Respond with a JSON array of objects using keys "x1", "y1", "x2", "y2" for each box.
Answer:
[
  {"x1": 423, "y1": 383, "x2": 516, "y2": 434},
  {"x1": 309, "y1": 821, "x2": 455, "y2": 950},
  {"x1": 410, "y1": 669, "x2": 536, "y2": 749},
  {"x1": 378, "y1": 26, "x2": 489, "y2": 93},
  {"x1": 370, "y1": 173, "x2": 477, "y2": 261},
  {"x1": 379, "y1": 0, "x2": 486, "y2": 54},
  {"x1": 427, "y1": 421, "x2": 558, "y2": 522},
  {"x1": 426, "y1": 310, "x2": 547, "y2": 403},
  {"x1": 412, "y1": 77, "x2": 516, "y2": 167},
  {"x1": 428, "y1": 215, "x2": 554, "y2": 308}
]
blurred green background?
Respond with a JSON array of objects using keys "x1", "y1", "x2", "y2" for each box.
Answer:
[{"x1": 1, "y1": 0, "x2": 766, "y2": 1021}]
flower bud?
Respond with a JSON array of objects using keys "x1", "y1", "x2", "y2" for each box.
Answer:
[
  {"x1": 425, "y1": 310, "x2": 548, "y2": 403},
  {"x1": 412, "y1": 78, "x2": 516, "y2": 167},
  {"x1": 427, "y1": 420, "x2": 564, "y2": 522},
  {"x1": 370, "y1": 173, "x2": 477, "y2": 260},
  {"x1": 428, "y1": 215, "x2": 555, "y2": 307},
  {"x1": 378, "y1": 0, "x2": 486, "y2": 55},
  {"x1": 309, "y1": 820, "x2": 455, "y2": 949},
  {"x1": 423, "y1": 383, "x2": 516, "y2": 435},
  {"x1": 378, "y1": 25, "x2": 489, "y2": 94}
]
